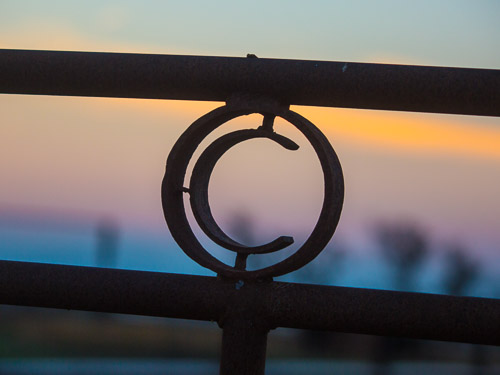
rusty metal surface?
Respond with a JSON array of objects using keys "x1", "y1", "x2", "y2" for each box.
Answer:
[
  {"x1": 1, "y1": 49, "x2": 500, "y2": 117},
  {"x1": 161, "y1": 97, "x2": 344, "y2": 279},
  {"x1": 3, "y1": 47, "x2": 500, "y2": 373},
  {"x1": 1, "y1": 260, "x2": 499, "y2": 346}
]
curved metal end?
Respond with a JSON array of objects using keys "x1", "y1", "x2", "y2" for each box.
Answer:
[
  {"x1": 265, "y1": 131, "x2": 299, "y2": 151},
  {"x1": 235, "y1": 235, "x2": 294, "y2": 255},
  {"x1": 253, "y1": 235, "x2": 294, "y2": 253}
]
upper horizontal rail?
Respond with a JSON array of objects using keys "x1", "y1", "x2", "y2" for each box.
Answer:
[
  {"x1": 1, "y1": 260, "x2": 499, "y2": 346},
  {"x1": 1, "y1": 49, "x2": 499, "y2": 117}
]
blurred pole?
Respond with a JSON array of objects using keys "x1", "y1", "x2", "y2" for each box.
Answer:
[{"x1": 95, "y1": 219, "x2": 119, "y2": 268}]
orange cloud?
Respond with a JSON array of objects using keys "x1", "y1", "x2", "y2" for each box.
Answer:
[
  {"x1": 82, "y1": 98, "x2": 500, "y2": 161},
  {"x1": 101, "y1": 99, "x2": 500, "y2": 161},
  {"x1": 86, "y1": 97, "x2": 500, "y2": 161},
  {"x1": 295, "y1": 106, "x2": 500, "y2": 160}
]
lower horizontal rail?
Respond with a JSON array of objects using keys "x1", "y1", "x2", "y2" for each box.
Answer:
[{"x1": 0, "y1": 260, "x2": 498, "y2": 346}]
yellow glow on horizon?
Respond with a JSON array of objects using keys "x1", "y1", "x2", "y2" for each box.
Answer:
[
  {"x1": 100, "y1": 98, "x2": 500, "y2": 161},
  {"x1": 3, "y1": 94, "x2": 499, "y2": 163},
  {"x1": 295, "y1": 106, "x2": 500, "y2": 160}
]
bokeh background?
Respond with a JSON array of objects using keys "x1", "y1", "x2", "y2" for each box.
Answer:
[{"x1": 1, "y1": 1, "x2": 499, "y2": 374}]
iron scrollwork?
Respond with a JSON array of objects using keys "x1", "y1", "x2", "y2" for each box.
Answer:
[{"x1": 162, "y1": 97, "x2": 344, "y2": 280}]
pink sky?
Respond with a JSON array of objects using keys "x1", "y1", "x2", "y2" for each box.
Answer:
[{"x1": 1, "y1": 94, "x2": 499, "y2": 260}]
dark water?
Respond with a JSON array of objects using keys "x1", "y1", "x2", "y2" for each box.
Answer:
[{"x1": 0, "y1": 359, "x2": 498, "y2": 375}]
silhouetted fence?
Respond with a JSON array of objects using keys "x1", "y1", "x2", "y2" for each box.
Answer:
[{"x1": 1, "y1": 49, "x2": 499, "y2": 375}]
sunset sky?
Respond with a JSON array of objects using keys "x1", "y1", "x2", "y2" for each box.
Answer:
[{"x1": 1, "y1": 1, "x2": 499, "y2": 290}]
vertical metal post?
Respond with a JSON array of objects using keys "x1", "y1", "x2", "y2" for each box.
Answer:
[{"x1": 220, "y1": 316, "x2": 269, "y2": 375}]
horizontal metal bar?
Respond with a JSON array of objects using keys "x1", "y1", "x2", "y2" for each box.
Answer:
[
  {"x1": 0, "y1": 260, "x2": 223, "y2": 322},
  {"x1": 263, "y1": 282, "x2": 500, "y2": 346},
  {"x1": 0, "y1": 260, "x2": 498, "y2": 346},
  {"x1": 1, "y1": 49, "x2": 499, "y2": 117}
]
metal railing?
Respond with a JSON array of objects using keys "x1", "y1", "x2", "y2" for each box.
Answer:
[{"x1": 1, "y1": 49, "x2": 499, "y2": 374}]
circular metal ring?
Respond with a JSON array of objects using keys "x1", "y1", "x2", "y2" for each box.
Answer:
[
  {"x1": 162, "y1": 99, "x2": 344, "y2": 280},
  {"x1": 190, "y1": 127, "x2": 298, "y2": 255}
]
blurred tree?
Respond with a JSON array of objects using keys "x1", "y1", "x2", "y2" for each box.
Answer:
[
  {"x1": 372, "y1": 221, "x2": 430, "y2": 375},
  {"x1": 442, "y1": 244, "x2": 486, "y2": 375},
  {"x1": 442, "y1": 243, "x2": 479, "y2": 296},
  {"x1": 375, "y1": 221, "x2": 429, "y2": 291},
  {"x1": 292, "y1": 241, "x2": 346, "y2": 285},
  {"x1": 294, "y1": 242, "x2": 347, "y2": 355}
]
